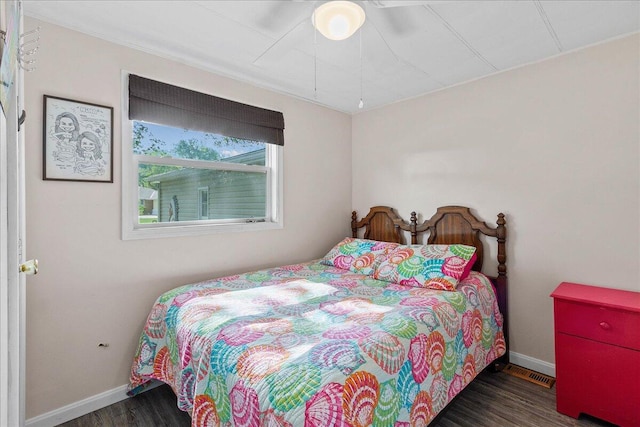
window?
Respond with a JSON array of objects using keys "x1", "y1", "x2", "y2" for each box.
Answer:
[
  {"x1": 134, "y1": 121, "x2": 270, "y2": 225},
  {"x1": 122, "y1": 74, "x2": 284, "y2": 239},
  {"x1": 198, "y1": 187, "x2": 209, "y2": 220}
]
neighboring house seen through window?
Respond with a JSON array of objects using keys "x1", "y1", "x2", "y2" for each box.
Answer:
[{"x1": 123, "y1": 74, "x2": 284, "y2": 239}]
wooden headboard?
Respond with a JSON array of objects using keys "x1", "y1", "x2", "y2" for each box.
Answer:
[
  {"x1": 352, "y1": 205, "x2": 509, "y2": 367},
  {"x1": 350, "y1": 206, "x2": 407, "y2": 244},
  {"x1": 352, "y1": 205, "x2": 506, "y2": 276}
]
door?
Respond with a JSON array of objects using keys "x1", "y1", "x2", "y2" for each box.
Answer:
[{"x1": 0, "y1": 1, "x2": 26, "y2": 425}]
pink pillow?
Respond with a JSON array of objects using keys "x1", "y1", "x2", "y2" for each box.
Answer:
[{"x1": 460, "y1": 252, "x2": 478, "y2": 281}]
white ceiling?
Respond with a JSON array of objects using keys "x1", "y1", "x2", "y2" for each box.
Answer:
[{"x1": 24, "y1": 1, "x2": 640, "y2": 114}]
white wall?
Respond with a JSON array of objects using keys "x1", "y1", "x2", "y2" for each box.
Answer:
[
  {"x1": 24, "y1": 18, "x2": 352, "y2": 419},
  {"x1": 352, "y1": 34, "x2": 640, "y2": 366}
]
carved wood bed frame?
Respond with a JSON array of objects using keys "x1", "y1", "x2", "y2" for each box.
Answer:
[{"x1": 351, "y1": 205, "x2": 509, "y2": 368}]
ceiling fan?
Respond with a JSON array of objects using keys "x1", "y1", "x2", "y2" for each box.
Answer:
[
  {"x1": 255, "y1": 0, "x2": 435, "y2": 42},
  {"x1": 253, "y1": 0, "x2": 434, "y2": 108},
  {"x1": 253, "y1": 0, "x2": 436, "y2": 63}
]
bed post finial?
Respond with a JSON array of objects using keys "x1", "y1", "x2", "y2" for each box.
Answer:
[
  {"x1": 496, "y1": 213, "x2": 507, "y2": 277},
  {"x1": 410, "y1": 211, "x2": 418, "y2": 244},
  {"x1": 351, "y1": 211, "x2": 358, "y2": 238}
]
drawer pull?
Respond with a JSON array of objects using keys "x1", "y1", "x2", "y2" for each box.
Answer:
[{"x1": 599, "y1": 321, "x2": 611, "y2": 330}]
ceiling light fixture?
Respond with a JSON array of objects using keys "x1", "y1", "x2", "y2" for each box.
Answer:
[{"x1": 312, "y1": 1, "x2": 366, "y2": 41}]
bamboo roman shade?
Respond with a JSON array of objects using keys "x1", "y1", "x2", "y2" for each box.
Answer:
[{"x1": 128, "y1": 74, "x2": 285, "y2": 146}]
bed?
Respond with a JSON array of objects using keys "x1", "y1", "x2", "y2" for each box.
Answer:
[{"x1": 128, "y1": 205, "x2": 508, "y2": 426}]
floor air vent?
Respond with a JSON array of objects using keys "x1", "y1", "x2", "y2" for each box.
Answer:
[{"x1": 504, "y1": 363, "x2": 556, "y2": 389}]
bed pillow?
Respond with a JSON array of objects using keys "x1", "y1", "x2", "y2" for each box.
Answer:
[
  {"x1": 320, "y1": 237, "x2": 400, "y2": 275},
  {"x1": 459, "y1": 251, "x2": 478, "y2": 281},
  {"x1": 373, "y1": 244, "x2": 477, "y2": 291}
]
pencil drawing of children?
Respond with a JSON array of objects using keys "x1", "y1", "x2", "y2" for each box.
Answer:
[
  {"x1": 51, "y1": 112, "x2": 80, "y2": 163},
  {"x1": 74, "y1": 131, "x2": 105, "y2": 176}
]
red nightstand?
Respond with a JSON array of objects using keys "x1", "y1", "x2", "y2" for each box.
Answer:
[{"x1": 551, "y1": 282, "x2": 640, "y2": 427}]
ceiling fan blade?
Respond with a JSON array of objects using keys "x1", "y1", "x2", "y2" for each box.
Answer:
[
  {"x1": 254, "y1": 0, "x2": 314, "y2": 32},
  {"x1": 252, "y1": 16, "x2": 312, "y2": 65},
  {"x1": 364, "y1": 2, "x2": 426, "y2": 37},
  {"x1": 367, "y1": 0, "x2": 435, "y2": 8}
]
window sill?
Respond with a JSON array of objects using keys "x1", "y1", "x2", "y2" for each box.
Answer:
[{"x1": 121, "y1": 220, "x2": 283, "y2": 240}]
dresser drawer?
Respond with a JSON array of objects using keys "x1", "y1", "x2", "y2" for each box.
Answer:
[
  {"x1": 555, "y1": 333, "x2": 640, "y2": 427},
  {"x1": 554, "y1": 299, "x2": 640, "y2": 350}
]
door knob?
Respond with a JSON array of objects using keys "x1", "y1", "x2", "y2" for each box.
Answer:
[{"x1": 19, "y1": 259, "x2": 38, "y2": 275}]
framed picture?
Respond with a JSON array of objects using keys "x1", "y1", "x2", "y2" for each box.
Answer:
[{"x1": 43, "y1": 95, "x2": 114, "y2": 182}]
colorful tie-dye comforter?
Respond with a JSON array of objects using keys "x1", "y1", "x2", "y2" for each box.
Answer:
[{"x1": 129, "y1": 261, "x2": 505, "y2": 426}]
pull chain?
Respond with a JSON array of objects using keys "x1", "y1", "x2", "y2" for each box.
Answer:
[
  {"x1": 314, "y1": 15, "x2": 318, "y2": 100},
  {"x1": 359, "y1": 29, "x2": 364, "y2": 109}
]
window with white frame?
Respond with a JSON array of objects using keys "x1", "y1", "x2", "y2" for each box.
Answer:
[{"x1": 123, "y1": 74, "x2": 284, "y2": 239}]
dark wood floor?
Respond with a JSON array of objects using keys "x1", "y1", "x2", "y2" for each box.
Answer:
[{"x1": 59, "y1": 371, "x2": 614, "y2": 427}]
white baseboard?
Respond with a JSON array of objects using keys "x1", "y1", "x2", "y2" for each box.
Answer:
[
  {"x1": 25, "y1": 381, "x2": 162, "y2": 427},
  {"x1": 26, "y1": 353, "x2": 554, "y2": 427},
  {"x1": 510, "y1": 351, "x2": 556, "y2": 377}
]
